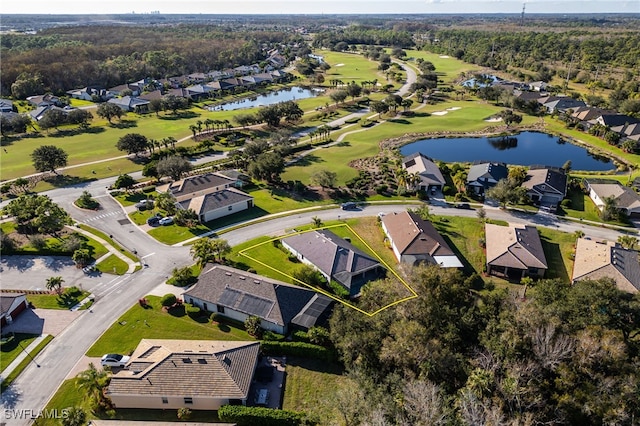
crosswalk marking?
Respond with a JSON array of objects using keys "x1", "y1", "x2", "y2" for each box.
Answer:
[{"x1": 84, "y1": 210, "x2": 122, "y2": 222}]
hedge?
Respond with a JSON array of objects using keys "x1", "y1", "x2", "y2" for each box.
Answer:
[
  {"x1": 260, "y1": 341, "x2": 336, "y2": 362},
  {"x1": 217, "y1": 405, "x2": 310, "y2": 426}
]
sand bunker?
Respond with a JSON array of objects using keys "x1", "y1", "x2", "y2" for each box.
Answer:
[
  {"x1": 439, "y1": 55, "x2": 450, "y2": 58},
  {"x1": 446, "y1": 107, "x2": 461, "y2": 111},
  {"x1": 431, "y1": 111, "x2": 449, "y2": 116},
  {"x1": 485, "y1": 117, "x2": 503, "y2": 122},
  {"x1": 335, "y1": 63, "x2": 345, "y2": 67}
]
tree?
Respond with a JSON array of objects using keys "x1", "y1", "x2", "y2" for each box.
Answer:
[
  {"x1": 162, "y1": 94, "x2": 189, "y2": 114},
  {"x1": 211, "y1": 239, "x2": 232, "y2": 261},
  {"x1": 10, "y1": 73, "x2": 44, "y2": 99},
  {"x1": 171, "y1": 266, "x2": 195, "y2": 287},
  {"x1": 248, "y1": 152, "x2": 284, "y2": 183},
  {"x1": 72, "y1": 249, "x2": 92, "y2": 267},
  {"x1": 66, "y1": 109, "x2": 93, "y2": 128},
  {"x1": 485, "y1": 179, "x2": 527, "y2": 208},
  {"x1": 329, "y1": 89, "x2": 348, "y2": 105},
  {"x1": 600, "y1": 195, "x2": 619, "y2": 221},
  {"x1": 190, "y1": 238, "x2": 217, "y2": 267},
  {"x1": 476, "y1": 207, "x2": 486, "y2": 221},
  {"x1": 3, "y1": 194, "x2": 69, "y2": 235},
  {"x1": 507, "y1": 166, "x2": 528, "y2": 185},
  {"x1": 148, "y1": 98, "x2": 164, "y2": 116},
  {"x1": 174, "y1": 208, "x2": 199, "y2": 228},
  {"x1": 113, "y1": 174, "x2": 136, "y2": 190},
  {"x1": 292, "y1": 264, "x2": 325, "y2": 287},
  {"x1": 156, "y1": 155, "x2": 192, "y2": 180},
  {"x1": 256, "y1": 104, "x2": 284, "y2": 127},
  {"x1": 244, "y1": 315, "x2": 262, "y2": 337},
  {"x1": 31, "y1": 145, "x2": 68, "y2": 174},
  {"x1": 617, "y1": 235, "x2": 638, "y2": 250},
  {"x1": 76, "y1": 363, "x2": 109, "y2": 411},
  {"x1": 311, "y1": 216, "x2": 323, "y2": 228},
  {"x1": 45, "y1": 276, "x2": 64, "y2": 294},
  {"x1": 38, "y1": 108, "x2": 67, "y2": 131},
  {"x1": 61, "y1": 407, "x2": 86, "y2": 426},
  {"x1": 280, "y1": 101, "x2": 304, "y2": 123},
  {"x1": 310, "y1": 169, "x2": 337, "y2": 188},
  {"x1": 117, "y1": 133, "x2": 148, "y2": 157},
  {"x1": 346, "y1": 82, "x2": 362, "y2": 101},
  {"x1": 155, "y1": 191, "x2": 177, "y2": 215},
  {"x1": 621, "y1": 139, "x2": 637, "y2": 153},
  {"x1": 96, "y1": 102, "x2": 124, "y2": 123}
]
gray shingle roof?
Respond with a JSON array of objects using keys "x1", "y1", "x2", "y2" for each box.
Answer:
[
  {"x1": 1, "y1": 293, "x2": 25, "y2": 316},
  {"x1": 184, "y1": 265, "x2": 323, "y2": 327},
  {"x1": 179, "y1": 188, "x2": 252, "y2": 214},
  {"x1": 467, "y1": 162, "x2": 508, "y2": 186}
]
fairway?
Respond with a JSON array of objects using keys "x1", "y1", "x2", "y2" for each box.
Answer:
[
  {"x1": 316, "y1": 50, "x2": 400, "y2": 90},
  {"x1": 404, "y1": 50, "x2": 482, "y2": 84}
]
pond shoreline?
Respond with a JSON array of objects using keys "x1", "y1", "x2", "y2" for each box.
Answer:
[{"x1": 373, "y1": 123, "x2": 629, "y2": 173}]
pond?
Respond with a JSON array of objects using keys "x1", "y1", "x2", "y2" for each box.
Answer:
[
  {"x1": 208, "y1": 86, "x2": 324, "y2": 111},
  {"x1": 399, "y1": 132, "x2": 615, "y2": 171}
]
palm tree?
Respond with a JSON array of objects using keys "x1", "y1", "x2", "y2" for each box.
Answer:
[
  {"x1": 77, "y1": 363, "x2": 108, "y2": 411},
  {"x1": 312, "y1": 216, "x2": 323, "y2": 228},
  {"x1": 452, "y1": 170, "x2": 468, "y2": 194},
  {"x1": 617, "y1": 235, "x2": 638, "y2": 250},
  {"x1": 62, "y1": 407, "x2": 86, "y2": 426},
  {"x1": 190, "y1": 238, "x2": 216, "y2": 267},
  {"x1": 189, "y1": 124, "x2": 198, "y2": 139},
  {"x1": 600, "y1": 196, "x2": 618, "y2": 221},
  {"x1": 46, "y1": 276, "x2": 64, "y2": 294}
]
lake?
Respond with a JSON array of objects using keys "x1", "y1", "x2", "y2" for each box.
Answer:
[
  {"x1": 399, "y1": 132, "x2": 615, "y2": 171},
  {"x1": 208, "y1": 86, "x2": 323, "y2": 111}
]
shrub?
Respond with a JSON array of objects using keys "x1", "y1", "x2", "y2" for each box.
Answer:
[
  {"x1": 186, "y1": 305, "x2": 201, "y2": 320},
  {"x1": 262, "y1": 330, "x2": 285, "y2": 341},
  {"x1": 560, "y1": 199, "x2": 572, "y2": 208},
  {"x1": 292, "y1": 330, "x2": 310, "y2": 343},
  {"x1": 245, "y1": 315, "x2": 262, "y2": 337},
  {"x1": 141, "y1": 185, "x2": 156, "y2": 193},
  {"x1": 29, "y1": 235, "x2": 47, "y2": 250},
  {"x1": 417, "y1": 190, "x2": 429, "y2": 201},
  {"x1": 260, "y1": 341, "x2": 337, "y2": 362},
  {"x1": 210, "y1": 312, "x2": 223, "y2": 323},
  {"x1": 375, "y1": 184, "x2": 388, "y2": 194},
  {"x1": 161, "y1": 293, "x2": 177, "y2": 307},
  {"x1": 307, "y1": 326, "x2": 331, "y2": 346},
  {"x1": 177, "y1": 407, "x2": 192, "y2": 420},
  {"x1": 218, "y1": 405, "x2": 309, "y2": 426}
]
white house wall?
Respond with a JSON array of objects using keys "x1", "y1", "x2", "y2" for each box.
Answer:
[
  {"x1": 202, "y1": 199, "x2": 251, "y2": 222},
  {"x1": 110, "y1": 393, "x2": 234, "y2": 410}
]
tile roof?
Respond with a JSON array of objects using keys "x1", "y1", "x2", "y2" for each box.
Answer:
[
  {"x1": 402, "y1": 152, "x2": 446, "y2": 186},
  {"x1": 184, "y1": 265, "x2": 327, "y2": 327},
  {"x1": 107, "y1": 339, "x2": 260, "y2": 400},
  {"x1": 485, "y1": 223, "x2": 548, "y2": 270},
  {"x1": 282, "y1": 230, "x2": 381, "y2": 293},
  {"x1": 572, "y1": 238, "x2": 640, "y2": 293},
  {"x1": 179, "y1": 188, "x2": 253, "y2": 215}
]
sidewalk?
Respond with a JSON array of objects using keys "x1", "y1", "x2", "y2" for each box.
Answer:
[
  {"x1": 0, "y1": 334, "x2": 49, "y2": 384},
  {"x1": 68, "y1": 225, "x2": 140, "y2": 273}
]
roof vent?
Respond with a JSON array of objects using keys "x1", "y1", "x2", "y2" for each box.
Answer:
[
  {"x1": 197, "y1": 358, "x2": 207, "y2": 364},
  {"x1": 225, "y1": 272, "x2": 232, "y2": 276},
  {"x1": 182, "y1": 358, "x2": 192, "y2": 363},
  {"x1": 254, "y1": 280, "x2": 260, "y2": 284},
  {"x1": 239, "y1": 276, "x2": 246, "y2": 280}
]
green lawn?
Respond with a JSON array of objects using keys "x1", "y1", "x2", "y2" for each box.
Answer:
[
  {"x1": 314, "y1": 50, "x2": 398, "y2": 90},
  {"x1": 1, "y1": 335, "x2": 53, "y2": 392},
  {"x1": 96, "y1": 254, "x2": 129, "y2": 275},
  {"x1": 85, "y1": 295, "x2": 254, "y2": 357},
  {"x1": 538, "y1": 227, "x2": 575, "y2": 283},
  {"x1": 0, "y1": 333, "x2": 39, "y2": 372},
  {"x1": 282, "y1": 357, "x2": 347, "y2": 418},
  {"x1": 78, "y1": 224, "x2": 139, "y2": 263},
  {"x1": 112, "y1": 191, "x2": 158, "y2": 207},
  {"x1": 27, "y1": 289, "x2": 90, "y2": 309},
  {"x1": 404, "y1": 50, "x2": 483, "y2": 84}
]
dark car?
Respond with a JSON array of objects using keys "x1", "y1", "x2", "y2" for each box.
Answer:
[
  {"x1": 146, "y1": 214, "x2": 162, "y2": 226},
  {"x1": 135, "y1": 200, "x2": 154, "y2": 211},
  {"x1": 454, "y1": 203, "x2": 471, "y2": 209},
  {"x1": 340, "y1": 202, "x2": 358, "y2": 210}
]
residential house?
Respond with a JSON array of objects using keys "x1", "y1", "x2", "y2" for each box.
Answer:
[
  {"x1": 466, "y1": 162, "x2": 509, "y2": 196},
  {"x1": 107, "y1": 96, "x2": 150, "y2": 113},
  {"x1": 485, "y1": 223, "x2": 548, "y2": 280},
  {"x1": 66, "y1": 86, "x2": 110, "y2": 101},
  {"x1": 572, "y1": 238, "x2": 640, "y2": 293},
  {"x1": 29, "y1": 104, "x2": 72, "y2": 121},
  {"x1": 0, "y1": 98, "x2": 15, "y2": 113},
  {"x1": 513, "y1": 90, "x2": 547, "y2": 102},
  {"x1": 570, "y1": 106, "x2": 615, "y2": 126},
  {"x1": 0, "y1": 293, "x2": 29, "y2": 326},
  {"x1": 282, "y1": 229, "x2": 384, "y2": 298},
  {"x1": 26, "y1": 94, "x2": 61, "y2": 108},
  {"x1": 542, "y1": 97, "x2": 586, "y2": 114},
  {"x1": 107, "y1": 83, "x2": 141, "y2": 97},
  {"x1": 381, "y1": 211, "x2": 463, "y2": 267},
  {"x1": 594, "y1": 114, "x2": 640, "y2": 128},
  {"x1": 611, "y1": 122, "x2": 640, "y2": 142},
  {"x1": 584, "y1": 180, "x2": 640, "y2": 218},
  {"x1": 138, "y1": 90, "x2": 165, "y2": 102},
  {"x1": 157, "y1": 172, "x2": 252, "y2": 223},
  {"x1": 186, "y1": 84, "x2": 215, "y2": 101},
  {"x1": 528, "y1": 81, "x2": 548, "y2": 92},
  {"x1": 402, "y1": 152, "x2": 446, "y2": 193},
  {"x1": 521, "y1": 167, "x2": 567, "y2": 211},
  {"x1": 107, "y1": 339, "x2": 260, "y2": 410},
  {"x1": 183, "y1": 264, "x2": 334, "y2": 334},
  {"x1": 177, "y1": 188, "x2": 254, "y2": 223}
]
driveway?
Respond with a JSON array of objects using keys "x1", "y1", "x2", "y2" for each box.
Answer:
[{"x1": 1, "y1": 308, "x2": 82, "y2": 336}]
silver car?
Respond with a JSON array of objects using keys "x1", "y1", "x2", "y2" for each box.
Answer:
[{"x1": 101, "y1": 353, "x2": 130, "y2": 368}]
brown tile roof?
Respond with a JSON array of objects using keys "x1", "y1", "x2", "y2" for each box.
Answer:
[
  {"x1": 107, "y1": 339, "x2": 259, "y2": 399},
  {"x1": 485, "y1": 223, "x2": 548, "y2": 270},
  {"x1": 381, "y1": 211, "x2": 455, "y2": 257},
  {"x1": 572, "y1": 238, "x2": 640, "y2": 293}
]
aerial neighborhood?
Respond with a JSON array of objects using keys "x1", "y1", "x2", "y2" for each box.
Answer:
[{"x1": 0, "y1": 11, "x2": 639, "y2": 426}]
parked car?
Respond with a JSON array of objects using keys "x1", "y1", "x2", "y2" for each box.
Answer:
[
  {"x1": 82, "y1": 265, "x2": 97, "y2": 274},
  {"x1": 135, "y1": 200, "x2": 154, "y2": 211},
  {"x1": 255, "y1": 388, "x2": 269, "y2": 406},
  {"x1": 101, "y1": 353, "x2": 130, "y2": 368},
  {"x1": 146, "y1": 214, "x2": 163, "y2": 226},
  {"x1": 454, "y1": 203, "x2": 471, "y2": 209},
  {"x1": 340, "y1": 202, "x2": 358, "y2": 210},
  {"x1": 159, "y1": 216, "x2": 174, "y2": 226}
]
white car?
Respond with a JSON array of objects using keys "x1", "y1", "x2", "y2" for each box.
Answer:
[
  {"x1": 101, "y1": 353, "x2": 130, "y2": 368},
  {"x1": 159, "y1": 216, "x2": 174, "y2": 226}
]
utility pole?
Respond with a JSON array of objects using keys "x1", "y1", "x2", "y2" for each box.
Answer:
[
  {"x1": 565, "y1": 54, "x2": 575, "y2": 91},
  {"x1": 521, "y1": 3, "x2": 526, "y2": 26}
]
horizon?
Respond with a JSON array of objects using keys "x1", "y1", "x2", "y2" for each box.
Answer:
[{"x1": 1, "y1": 0, "x2": 637, "y2": 16}]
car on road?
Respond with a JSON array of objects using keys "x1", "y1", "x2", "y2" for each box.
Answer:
[
  {"x1": 454, "y1": 203, "x2": 471, "y2": 209},
  {"x1": 101, "y1": 353, "x2": 130, "y2": 368},
  {"x1": 340, "y1": 202, "x2": 358, "y2": 210},
  {"x1": 159, "y1": 216, "x2": 174, "y2": 226}
]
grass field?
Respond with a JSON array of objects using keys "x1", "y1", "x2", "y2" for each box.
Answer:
[
  {"x1": 85, "y1": 295, "x2": 253, "y2": 357},
  {"x1": 0, "y1": 333, "x2": 39, "y2": 372},
  {"x1": 403, "y1": 50, "x2": 483, "y2": 84},
  {"x1": 314, "y1": 50, "x2": 399, "y2": 90},
  {"x1": 1, "y1": 335, "x2": 53, "y2": 392},
  {"x1": 96, "y1": 254, "x2": 129, "y2": 275},
  {"x1": 27, "y1": 289, "x2": 90, "y2": 309}
]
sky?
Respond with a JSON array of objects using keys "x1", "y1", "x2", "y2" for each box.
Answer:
[{"x1": 2, "y1": 0, "x2": 638, "y2": 15}]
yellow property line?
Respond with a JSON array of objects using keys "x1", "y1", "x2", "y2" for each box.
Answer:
[{"x1": 238, "y1": 224, "x2": 418, "y2": 317}]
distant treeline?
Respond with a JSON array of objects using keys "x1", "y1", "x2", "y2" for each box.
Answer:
[
  {"x1": 426, "y1": 29, "x2": 640, "y2": 76},
  {"x1": 0, "y1": 25, "x2": 303, "y2": 96}
]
